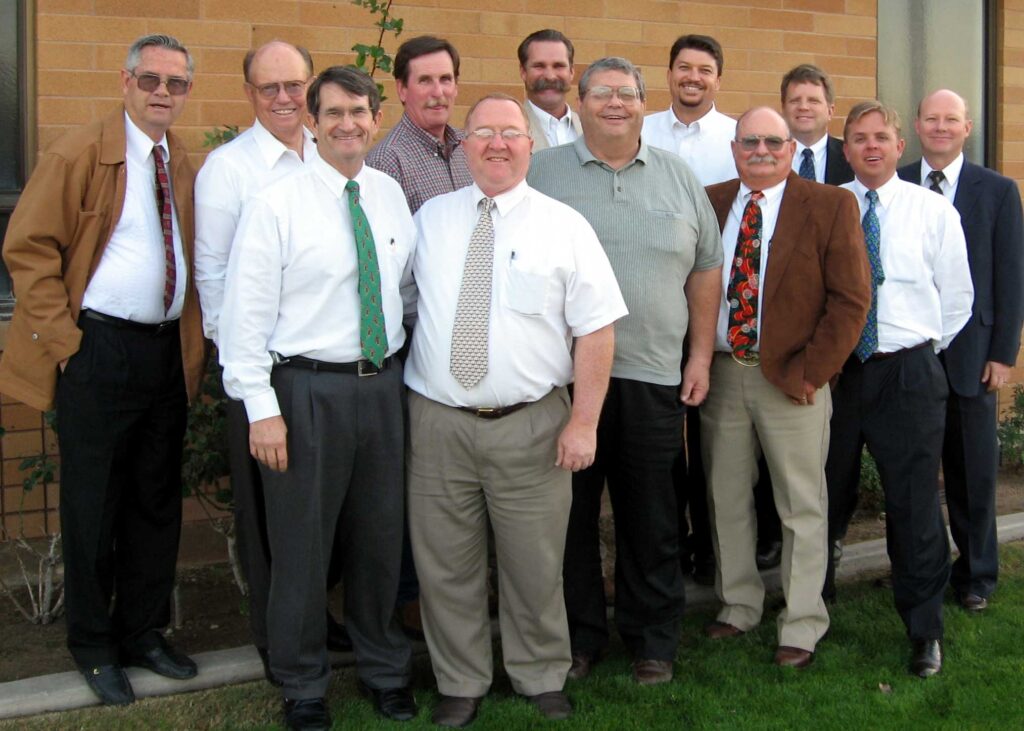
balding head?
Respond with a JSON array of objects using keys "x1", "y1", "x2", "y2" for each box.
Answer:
[
  {"x1": 242, "y1": 41, "x2": 314, "y2": 153},
  {"x1": 731, "y1": 107, "x2": 795, "y2": 189},
  {"x1": 914, "y1": 89, "x2": 972, "y2": 170}
]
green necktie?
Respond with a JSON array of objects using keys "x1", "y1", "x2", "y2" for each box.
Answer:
[{"x1": 345, "y1": 180, "x2": 388, "y2": 367}]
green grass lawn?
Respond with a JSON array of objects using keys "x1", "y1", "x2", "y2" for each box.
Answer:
[{"x1": 7, "y1": 545, "x2": 1024, "y2": 730}]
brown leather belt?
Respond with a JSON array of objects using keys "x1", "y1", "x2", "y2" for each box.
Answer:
[
  {"x1": 456, "y1": 402, "x2": 531, "y2": 419},
  {"x1": 82, "y1": 309, "x2": 178, "y2": 334},
  {"x1": 277, "y1": 354, "x2": 392, "y2": 377}
]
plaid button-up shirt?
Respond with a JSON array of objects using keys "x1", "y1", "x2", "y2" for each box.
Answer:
[{"x1": 366, "y1": 113, "x2": 473, "y2": 213}]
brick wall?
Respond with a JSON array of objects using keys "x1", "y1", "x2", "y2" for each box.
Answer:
[{"x1": 3, "y1": 1, "x2": 1021, "y2": 536}]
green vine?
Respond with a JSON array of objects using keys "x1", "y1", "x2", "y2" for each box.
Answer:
[
  {"x1": 202, "y1": 125, "x2": 240, "y2": 149},
  {"x1": 349, "y1": 0, "x2": 404, "y2": 100}
]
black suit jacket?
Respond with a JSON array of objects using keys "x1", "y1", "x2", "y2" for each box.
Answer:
[
  {"x1": 824, "y1": 136, "x2": 855, "y2": 186},
  {"x1": 898, "y1": 159, "x2": 1024, "y2": 396}
]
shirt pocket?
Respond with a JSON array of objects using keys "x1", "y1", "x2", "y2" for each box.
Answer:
[{"x1": 504, "y1": 262, "x2": 550, "y2": 316}]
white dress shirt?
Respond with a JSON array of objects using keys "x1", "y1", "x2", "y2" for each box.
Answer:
[
  {"x1": 195, "y1": 120, "x2": 317, "y2": 345},
  {"x1": 715, "y1": 179, "x2": 787, "y2": 352},
  {"x1": 82, "y1": 112, "x2": 186, "y2": 323},
  {"x1": 920, "y1": 152, "x2": 965, "y2": 202},
  {"x1": 641, "y1": 105, "x2": 737, "y2": 185},
  {"x1": 406, "y1": 180, "x2": 627, "y2": 408},
  {"x1": 792, "y1": 134, "x2": 828, "y2": 184},
  {"x1": 526, "y1": 100, "x2": 579, "y2": 147},
  {"x1": 220, "y1": 156, "x2": 416, "y2": 423},
  {"x1": 842, "y1": 175, "x2": 973, "y2": 353}
]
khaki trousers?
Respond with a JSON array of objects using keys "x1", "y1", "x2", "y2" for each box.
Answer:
[
  {"x1": 700, "y1": 354, "x2": 831, "y2": 652},
  {"x1": 408, "y1": 388, "x2": 573, "y2": 697}
]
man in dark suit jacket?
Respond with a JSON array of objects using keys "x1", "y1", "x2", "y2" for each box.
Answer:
[
  {"x1": 700, "y1": 107, "x2": 870, "y2": 668},
  {"x1": 899, "y1": 89, "x2": 1024, "y2": 612}
]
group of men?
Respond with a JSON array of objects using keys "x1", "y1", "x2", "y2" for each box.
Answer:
[{"x1": 0, "y1": 25, "x2": 1020, "y2": 731}]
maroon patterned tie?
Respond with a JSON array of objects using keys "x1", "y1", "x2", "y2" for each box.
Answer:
[
  {"x1": 153, "y1": 146, "x2": 176, "y2": 314},
  {"x1": 726, "y1": 191, "x2": 764, "y2": 363}
]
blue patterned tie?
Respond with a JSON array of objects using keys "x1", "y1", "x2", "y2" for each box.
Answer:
[
  {"x1": 854, "y1": 189, "x2": 883, "y2": 362},
  {"x1": 799, "y1": 148, "x2": 815, "y2": 181}
]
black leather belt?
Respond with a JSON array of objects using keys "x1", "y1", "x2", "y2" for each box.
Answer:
[
  {"x1": 82, "y1": 309, "x2": 178, "y2": 334},
  {"x1": 276, "y1": 354, "x2": 391, "y2": 377},
  {"x1": 868, "y1": 341, "x2": 930, "y2": 361},
  {"x1": 457, "y1": 402, "x2": 531, "y2": 419}
]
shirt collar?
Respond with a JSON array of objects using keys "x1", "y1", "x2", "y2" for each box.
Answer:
[
  {"x1": 851, "y1": 173, "x2": 900, "y2": 209},
  {"x1": 573, "y1": 136, "x2": 648, "y2": 169},
  {"x1": 795, "y1": 133, "x2": 828, "y2": 156},
  {"x1": 922, "y1": 152, "x2": 964, "y2": 188},
  {"x1": 124, "y1": 111, "x2": 168, "y2": 165},
  {"x1": 312, "y1": 154, "x2": 369, "y2": 199},
  {"x1": 472, "y1": 179, "x2": 529, "y2": 217},
  {"x1": 397, "y1": 112, "x2": 465, "y2": 155},
  {"x1": 251, "y1": 118, "x2": 315, "y2": 168},
  {"x1": 526, "y1": 99, "x2": 574, "y2": 129},
  {"x1": 738, "y1": 177, "x2": 787, "y2": 208},
  {"x1": 668, "y1": 103, "x2": 719, "y2": 130}
]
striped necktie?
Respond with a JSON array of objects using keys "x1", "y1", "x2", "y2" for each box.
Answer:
[{"x1": 152, "y1": 146, "x2": 176, "y2": 314}]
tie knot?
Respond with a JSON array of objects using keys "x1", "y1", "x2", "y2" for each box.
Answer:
[
  {"x1": 153, "y1": 145, "x2": 164, "y2": 165},
  {"x1": 865, "y1": 189, "x2": 879, "y2": 204},
  {"x1": 345, "y1": 180, "x2": 360, "y2": 194},
  {"x1": 478, "y1": 197, "x2": 494, "y2": 213},
  {"x1": 802, "y1": 148, "x2": 813, "y2": 160},
  {"x1": 749, "y1": 191, "x2": 764, "y2": 202},
  {"x1": 928, "y1": 170, "x2": 945, "y2": 185}
]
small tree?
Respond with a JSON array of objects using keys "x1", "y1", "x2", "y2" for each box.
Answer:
[{"x1": 349, "y1": 0, "x2": 404, "y2": 99}]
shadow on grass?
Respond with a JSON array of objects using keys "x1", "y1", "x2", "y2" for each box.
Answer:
[{"x1": 5, "y1": 544, "x2": 1024, "y2": 730}]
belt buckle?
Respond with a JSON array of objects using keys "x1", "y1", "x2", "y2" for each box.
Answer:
[
  {"x1": 155, "y1": 320, "x2": 174, "y2": 334},
  {"x1": 476, "y1": 407, "x2": 496, "y2": 417},
  {"x1": 357, "y1": 360, "x2": 380, "y2": 377},
  {"x1": 732, "y1": 351, "x2": 761, "y2": 367}
]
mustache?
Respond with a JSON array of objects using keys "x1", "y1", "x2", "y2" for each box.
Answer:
[
  {"x1": 529, "y1": 78, "x2": 570, "y2": 93},
  {"x1": 748, "y1": 154, "x2": 776, "y2": 164}
]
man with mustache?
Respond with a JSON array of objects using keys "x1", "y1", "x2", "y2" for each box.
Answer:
[
  {"x1": 518, "y1": 29, "x2": 581, "y2": 151},
  {"x1": 367, "y1": 35, "x2": 472, "y2": 213},
  {"x1": 700, "y1": 107, "x2": 869, "y2": 668}
]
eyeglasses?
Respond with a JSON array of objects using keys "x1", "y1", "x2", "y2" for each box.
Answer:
[
  {"x1": 129, "y1": 71, "x2": 191, "y2": 96},
  {"x1": 466, "y1": 128, "x2": 531, "y2": 141},
  {"x1": 737, "y1": 135, "x2": 790, "y2": 152},
  {"x1": 585, "y1": 85, "x2": 642, "y2": 103},
  {"x1": 249, "y1": 80, "x2": 308, "y2": 99}
]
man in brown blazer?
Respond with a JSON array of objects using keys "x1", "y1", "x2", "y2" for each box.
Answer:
[
  {"x1": 700, "y1": 107, "x2": 869, "y2": 667},
  {"x1": 0, "y1": 34, "x2": 205, "y2": 706}
]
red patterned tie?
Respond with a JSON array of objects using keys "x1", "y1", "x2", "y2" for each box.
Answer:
[
  {"x1": 726, "y1": 191, "x2": 764, "y2": 363},
  {"x1": 153, "y1": 146, "x2": 176, "y2": 314}
]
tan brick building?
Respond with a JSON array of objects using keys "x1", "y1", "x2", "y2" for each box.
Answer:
[{"x1": 1, "y1": 0, "x2": 1021, "y2": 536}]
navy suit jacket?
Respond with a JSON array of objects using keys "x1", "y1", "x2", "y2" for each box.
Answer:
[
  {"x1": 898, "y1": 159, "x2": 1024, "y2": 396},
  {"x1": 824, "y1": 136, "x2": 855, "y2": 186}
]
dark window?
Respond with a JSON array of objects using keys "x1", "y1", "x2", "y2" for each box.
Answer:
[{"x1": 0, "y1": 0, "x2": 30, "y2": 318}]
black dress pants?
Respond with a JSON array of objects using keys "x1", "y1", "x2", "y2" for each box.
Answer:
[
  {"x1": 564, "y1": 378, "x2": 686, "y2": 661},
  {"x1": 825, "y1": 347, "x2": 950, "y2": 640},
  {"x1": 57, "y1": 315, "x2": 187, "y2": 667}
]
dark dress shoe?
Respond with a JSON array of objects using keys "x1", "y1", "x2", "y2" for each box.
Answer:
[
  {"x1": 432, "y1": 695, "x2": 482, "y2": 728},
  {"x1": 704, "y1": 621, "x2": 745, "y2": 639},
  {"x1": 526, "y1": 690, "x2": 572, "y2": 720},
  {"x1": 256, "y1": 647, "x2": 282, "y2": 687},
  {"x1": 774, "y1": 646, "x2": 813, "y2": 668},
  {"x1": 123, "y1": 641, "x2": 197, "y2": 680},
  {"x1": 910, "y1": 639, "x2": 942, "y2": 678},
  {"x1": 958, "y1": 592, "x2": 988, "y2": 612},
  {"x1": 567, "y1": 651, "x2": 596, "y2": 680},
  {"x1": 359, "y1": 681, "x2": 418, "y2": 721},
  {"x1": 756, "y1": 540, "x2": 783, "y2": 570},
  {"x1": 326, "y1": 611, "x2": 353, "y2": 652},
  {"x1": 283, "y1": 697, "x2": 332, "y2": 731},
  {"x1": 632, "y1": 659, "x2": 673, "y2": 685},
  {"x1": 80, "y1": 664, "x2": 135, "y2": 706}
]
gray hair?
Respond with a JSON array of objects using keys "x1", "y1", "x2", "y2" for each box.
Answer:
[
  {"x1": 125, "y1": 34, "x2": 195, "y2": 79},
  {"x1": 578, "y1": 56, "x2": 645, "y2": 102}
]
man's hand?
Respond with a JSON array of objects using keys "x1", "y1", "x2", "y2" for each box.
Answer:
[
  {"x1": 790, "y1": 380, "x2": 817, "y2": 406},
  {"x1": 982, "y1": 361, "x2": 1011, "y2": 393},
  {"x1": 680, "y1": 357, "x2": 711, "y2": 406},
  {"x1": 556, "y1": 418, "x2": 597, "y2": 472},
  {"x1": 250, "y1": 415, "x2": 288, "y2": 472}
]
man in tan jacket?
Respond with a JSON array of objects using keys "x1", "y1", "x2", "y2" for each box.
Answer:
[{"x1": 0, "y1": 34, "x2": 205, "y2": 706}]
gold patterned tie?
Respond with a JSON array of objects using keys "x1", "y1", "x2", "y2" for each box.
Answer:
[{"x1": 450, "y1": 197, "x2": 495, "y2": 389}]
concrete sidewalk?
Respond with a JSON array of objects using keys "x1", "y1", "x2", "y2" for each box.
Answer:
[{"x1": 3, "y1": 512, "x2": 1024, "y2": 721}]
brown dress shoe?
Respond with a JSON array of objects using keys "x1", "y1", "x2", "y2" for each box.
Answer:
[
  {"x1": 773, "y1": 646, "x2": 813, "y2": 668},
  {"x1": 567, "y1": 652, "x2": 595, "y2": 680},
  {"x1": 958, "y1": 592, "x2": 988, "y2": 612},
  {"x1": 527, "y1": 691, "x2": 572, "y2": 720},
  {"x1": 704, "y1": 621, "x2": 745, "y2": 639},
  {"x1": 631, "y1": 659, "x2": 673, "y2": 685},
  {"x1": 432, "y1": 696, "x2": 482, "y2": 728}
]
